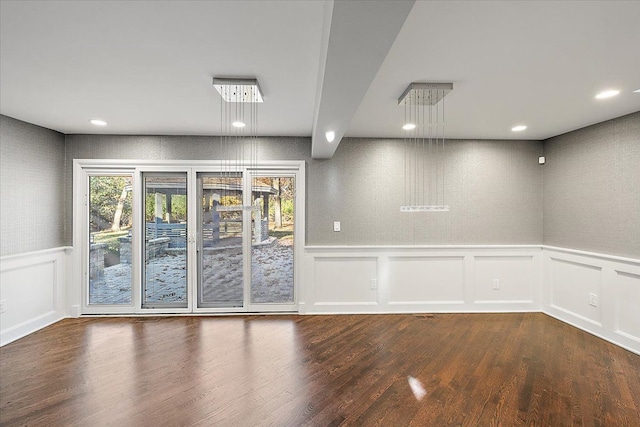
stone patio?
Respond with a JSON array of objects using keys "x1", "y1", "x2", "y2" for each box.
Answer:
[{"x1": 89, "y1": 239, "x2": 294, "y2": 306}]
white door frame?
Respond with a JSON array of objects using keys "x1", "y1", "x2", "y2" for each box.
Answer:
[{"x1": 72, "y1": 159, "x2": 305, "y2": 315}]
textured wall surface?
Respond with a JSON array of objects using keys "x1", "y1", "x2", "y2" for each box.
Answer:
[
  {"x1": 543, "y1": 111, "x2": 640, "y2": 258},
  {"x1": 0, "y1": 115, "x2": 66, "y2": 256},
  {"x1": 308, "y1": 137, "x2": 544, "y2": 245},
  {"x1": 66, "y1": 134, "x2": 543, "y2": 246},
  {"x1": 5, "y1": 113, "x2": 634, "y2": 253}
]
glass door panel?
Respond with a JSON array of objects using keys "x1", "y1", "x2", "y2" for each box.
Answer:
[
  {"x1": 250, "y1": 176, "x2": 295, "y2": 305},
  {"x1": 88, "y1": 175, "x2": 133, "y2": 305},
  {"x1": 197, "y1": 173, "x2": 244, "y2": 308},
  {"x1": 142, "y1": 173, "x2": 188, "y2": 308}
]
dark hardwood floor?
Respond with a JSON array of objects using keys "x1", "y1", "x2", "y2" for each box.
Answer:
[{"x1": 1, "y1": 313, "x2": 639, "y2": 426}]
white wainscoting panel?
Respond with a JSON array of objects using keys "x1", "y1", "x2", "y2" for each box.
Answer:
[
  {"x1": 615, "y1": 271, "x2": 640, "y2": 343},
  {"x1": 388, "y1": 256, "x2": 464, "y2": 305},
  {"x1": 543, "y1": 247, "x2": 640, "y2": 355},
  {"x1": 0, "y1": 247, "x2": 71, "y2": 346},
  {"x1": 549, "y1": 258, "x2": 602, "y2": 326},
  {"x1": 304, "y1": 246, "x2": 542, "y2": 314},
  {"x1": 474, "y1": 256, "x2": 535, "y2": 303},
  {"x1": 313, "y1": 257, "x2": 378, "y2": 306}
]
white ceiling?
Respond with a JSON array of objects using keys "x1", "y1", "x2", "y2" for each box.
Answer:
[{"x1": 1, "y1": 1, "x2": 639, "y2": 158}]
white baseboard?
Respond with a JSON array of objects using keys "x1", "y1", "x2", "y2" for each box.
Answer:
[{"x1": 0, "y1": 311, "x2": 65, "y2": 346}]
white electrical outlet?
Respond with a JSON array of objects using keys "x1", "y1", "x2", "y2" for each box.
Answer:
[
  {"x1": 492, "y1": 279, "x2": 500, "y2": 290},
  {"x1": 589, "y1": 293, "x2": 598, "y2": 307},
  {"x1": 370, "y1": 279, "x2": 377, "y2": 290},
  {"x1": 333, "y1": 221, "x2": 341, "y2": 232},
  {"x1": 0, "y1": 299, "x2": 6, "y2": 314}
]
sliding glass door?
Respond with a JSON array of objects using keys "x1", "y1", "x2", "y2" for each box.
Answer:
[
  {"x1": 195, "y1": 172, "x2": 297, "y2": 311},
  {"x1": 80, "y1": 162, "x2": 302, "y2": 314},
  {"x1": 142, "y1": 173, "x2": 188, "y2": 309},
  {"x1": 249, "y1": 175, "x2": 296, "y2": 310},
  {"x1": 197, "y1": 173, "x2": 244, "y2": 308},
  {"x1": 88, "y1": 174, "x2": 134, "y2": 306}
]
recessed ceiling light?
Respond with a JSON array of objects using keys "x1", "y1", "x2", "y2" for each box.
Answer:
[
  {"x1": 89, "y1": 119, "x2": 107, "y2": 126},
  {"x1": 511, "y1": 125, "x2": 527, "y2": 132},
  {"x1": 634, "y1": 88, "x2": 640, "y2": 93},
  {"x1": 325, "y1": 131, "x2": 335, "y2": 143},
  {"x1": 595, "y1": 89, "x2": 620, "y2": 99},
  {"x1": 402, "y1": 123, "x2": 416, "y2": 130},
  {"x1": 231, "y1": 121, "x2": 246, "y2": 128}
]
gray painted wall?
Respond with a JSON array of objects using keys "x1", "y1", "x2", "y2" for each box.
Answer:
[
  {"x1": 309, "y1": 137, "x2": 543, "y2": 245},
  {"x1": 0, "y1": 115, "x2": 66, "y2": 256},
  {"x1": 4, "y1": 111, "x2": 636, "y2": 257},
  {"x1": 65, "y1": 134, "x2": 544, "y2": 246},
  {"x1": 543, "y1": 111, "x2": 640, "y2": 259}
]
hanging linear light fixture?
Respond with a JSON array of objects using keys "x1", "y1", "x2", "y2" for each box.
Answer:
[
  {"x1": 399, "y1": 82, "x2": 453, "y2": 212},
  {"x1": 213, "y1": 77, "x2": 263, "y2": 212},
  {"x1": 214, "y1": 78, "x2": 264, "y2": 103}
]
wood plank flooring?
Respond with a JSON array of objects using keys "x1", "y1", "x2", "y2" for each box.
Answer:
[{"x1": 1, "y1": 313, "x2": 639, "y2": 426}]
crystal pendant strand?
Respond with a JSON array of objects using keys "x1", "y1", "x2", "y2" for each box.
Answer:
[
  {"x1": 399, "y1": 83, "x2": 452, "y2": 212},
  {"x1": 213, "y1": 78, "x2": 262, "y2": 212}
]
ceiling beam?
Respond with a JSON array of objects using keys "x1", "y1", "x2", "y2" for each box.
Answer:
[{"x1": 311, "y1": 0, "x2": 415, "y2": 159}]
